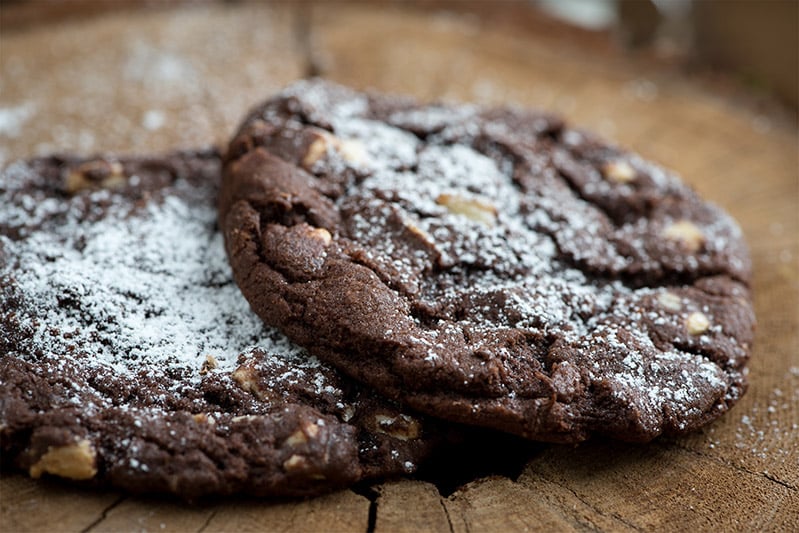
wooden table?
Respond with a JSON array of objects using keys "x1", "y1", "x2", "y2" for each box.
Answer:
[{"x1": 1, "y1": 2, "x2": 797, "y2": 531}]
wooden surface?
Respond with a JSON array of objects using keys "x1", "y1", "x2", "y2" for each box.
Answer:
[{"x1": 1, "y1": 2, "x2": 797, "y2": 531}]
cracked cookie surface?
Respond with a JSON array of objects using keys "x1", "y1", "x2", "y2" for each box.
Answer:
[
  {"x1": 0, "y1": 149, "x2": 446, "y2": 499},
  {"x1": 220, "y1": 80, "x2": 755, "y2": 443}
]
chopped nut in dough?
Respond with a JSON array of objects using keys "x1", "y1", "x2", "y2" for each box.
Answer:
[
  {"x1": 200, "y1": 354, "x2": 218, "y2": 375},
  {"x1": 302, "y1": 131, "x2": 368, "y2": 168},
  {"x1": 65, "y1": 160, "x2": 126, "y2": 193},
  {"x1": 686, "y1": 311, "x2": 710, "y2": 335},
  {"x1": 340, "y1": 405, "x2": 356, "y2": 422},
  {"x1": 602, "y1": 160, "x2": 636, "y2": 183},
  {"x1": 304, "y1": 422, "x2": 320, "y2": 439},
  {"x1": 232, "y1": 366, "x2": 266, "y2": 400},
  {"x1": 192, "y1": 413, "x2": 215, "y2": 425},
  {"x1": 436, "y1": 194, "x2": 497, "y2": 226},
  {"x1": 374, "y1": 413, "x2": 421, "y2": 440},
  {"x1": 404, "y1": 220, "x2": 436, "y2": 247},
  {"x1": 231, "y1": 415, "x2": 259, "y2": 423},
  {"x1": 658, "y1": 292, "x2": 683, "y2": 312},
  {"x1": 663, "y1": 220, "x2": 705, "y2": 252},
  {"x1": 283, "y1": 454, "x2": 309, "y2": 472},
  {"x1": 29, "y1": 439, "x2": 97, "y2": 480},
  {"x1": 302, "y1": 134, "x2": 330, "y2": 168},
  {"x1": 285, "y1": 421, "x2": 320, "y2": 447},
  {"x1": 285, "y1": 429, "x2": 308, "y2": 447},
  {"x1": 308, "y1": 227, "x2": 332, "y2": 246}
]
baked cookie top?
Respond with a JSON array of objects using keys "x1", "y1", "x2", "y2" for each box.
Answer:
[
  {"x1": 0, "y1": 150, "x2": 443, "y2": 499},
  {"x1": 220, "y1": 80, "x2": 755, "y2": 443}
]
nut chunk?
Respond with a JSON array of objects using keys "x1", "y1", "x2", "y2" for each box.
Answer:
[
  {"x1": 663, "y1": 220, "x2": 706, "y2": 252},
  {"x1": 65, "y1": 160, "x2": 126, "y2": 193},
  {"x1": 685, "y1": 311, "x2": 711, "y2": 335},
  {"x1": 302, "y1": 131, "x2": 368, "y2": 168},
  {"x1": 373, "y1": 414, "x2": 421, "y2": 441},
  {"x1": 436, "y1": 194, "x2": 497, "y2": 226},
  {"x1": 602, "y1": 160, "x2": 637, "y2": 183},
  {"x1": 29, "y1": 439, "x2": 98, "y2": 480}
]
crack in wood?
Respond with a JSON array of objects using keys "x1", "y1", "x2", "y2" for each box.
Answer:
[
  {"x1": 195, "y1": 508, "x2": 218, "y2": 533},
  {"x1": 366, "y1": 496, "x2": 378, "y2": 533},
  {"x1": 668, "y1": 440, "x2": 798, "y2": 491},
  {"x1": 567, "y1": 486, "x2": 644, "y2": 532},
  {"x1": 438, "y1": 495, "x2": 455, "y2": 533},
  {"x1": 348, "y1": 485, "x2": 378, "y2": 533},
  {"x1": 79, "y1": 495, "x2": 127, "y2": 533},
  {"x1": 524, "y1": 473, "x2": 644, "y2": 532},
  {"x1": 763, "y1": 472, "x2": 797, "y2": 491}
]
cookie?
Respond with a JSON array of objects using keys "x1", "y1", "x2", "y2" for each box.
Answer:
[
  {"x1": 220, "y1": 80, "x2": 755, "y2": 443},
  {"x1": 0, "y1": 149, "x2": 448, "y2": 500}
]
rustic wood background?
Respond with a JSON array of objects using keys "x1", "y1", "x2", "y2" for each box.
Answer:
[{"x1": 1, "y1": 2, "x2": 797, "y2": 531}]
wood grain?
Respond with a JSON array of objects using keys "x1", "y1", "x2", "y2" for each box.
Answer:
[
  {"x1": 373, "y1": 481, "x2": 451, "y2": 533},
  {"x1": 0, "y1": 475, "x2": 123, "y2": 532},
  {"x1": 0, "y1": 2, "x2": 305, "y2": 162},
  {"x1": 1, "y1": 1, "x2": 797, "y2": 531}
]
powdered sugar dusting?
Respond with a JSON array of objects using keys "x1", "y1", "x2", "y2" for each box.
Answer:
[
  {"x1": 1, "y1": 159, "x2": 334, "y2": 396},
  {"x1": 256, "y1": 80, "x2": 753, "y2": 437}
]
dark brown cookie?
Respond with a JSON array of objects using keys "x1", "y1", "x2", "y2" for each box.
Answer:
[
  {"x1": 220, "y1": 80, "x2": 755, "y2": 444},
  {"x1": 0, "y1": 150, "x2": 449, "y2": 500}
]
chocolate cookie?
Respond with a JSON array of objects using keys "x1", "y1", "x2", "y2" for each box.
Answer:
[
  {"x1": 0, "y1": 150, "x2": 447, "y2": 499},
  {"x1": 220, "y1": 80, "x2": 755, "y2": 443}
]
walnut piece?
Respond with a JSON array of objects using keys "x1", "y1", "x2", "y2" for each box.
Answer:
[
  {"x1": 302, "y1": 131, "x2": 367, "y2": 168},
  {"x1": 302, "y1": 135, "x2": 329, "y2": 168},
  {"x1": 340, "y1": 405, "x2": 356, "y2": 423},
  {"x1": 283, "y1": 454, "x2": 308, "y2": 472},
  {"x1": 285, "y1": 422, "x2": 320, "y2": 447},
  {"x1": 307, "y1": 227, "x2": 332, "y2": 246},
  {"x1": 29, "y1": 439, "x2": 97, "y2": 480},
  {"x1": 200, "y1": 354, "x2": 218, "y2": 375},
  {"x1": 602, "y1": 160, "x2": 636, "y2": 183},
  {"x1": 232, "y1": 366, "x2": 261, "y2": 396},
  {"x1": 282, "y1": 454, "x2": 325, "y2": 479},
  {"x1": 686, "y1": 311, "x2": 710, "y2": 335},
  {"x1": 663, "y1": 220, "x2": 705, "y2": 252},
  {"x1": 285, "y1": 430, "x2": 308, "y2": 447},
  {"x1": 231, "y1": 415, "x2": 259, "y2": 423},
  {"x1": 374, "y1": 413, "x2": 421, "y2": 441},
  {"x1": 436, "y1": 194, "x2": 497, "y2": 226},
  {"x1": 192, "y1": 413, "x2": 215, "y2": 425},
  {"x1": 404, "y1": 221, "x2": 436, "y2": 247},
  {"x1": 65, "y1": 160, "x2": 126, "y2": 194},
  {"x1": 658, "y1": 292, "x2": 683, "y2": 312}
]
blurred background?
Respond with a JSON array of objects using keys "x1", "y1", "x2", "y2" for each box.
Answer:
[
  {"x1": 3, "y1": 0, "x2": 797, "y2": 114},
  {"x1": 1, "y1": 0, "x2": 797, "y2": 164},
  {"x1": 540, "y1": 0, "x2": 798, "y2": 112}
]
